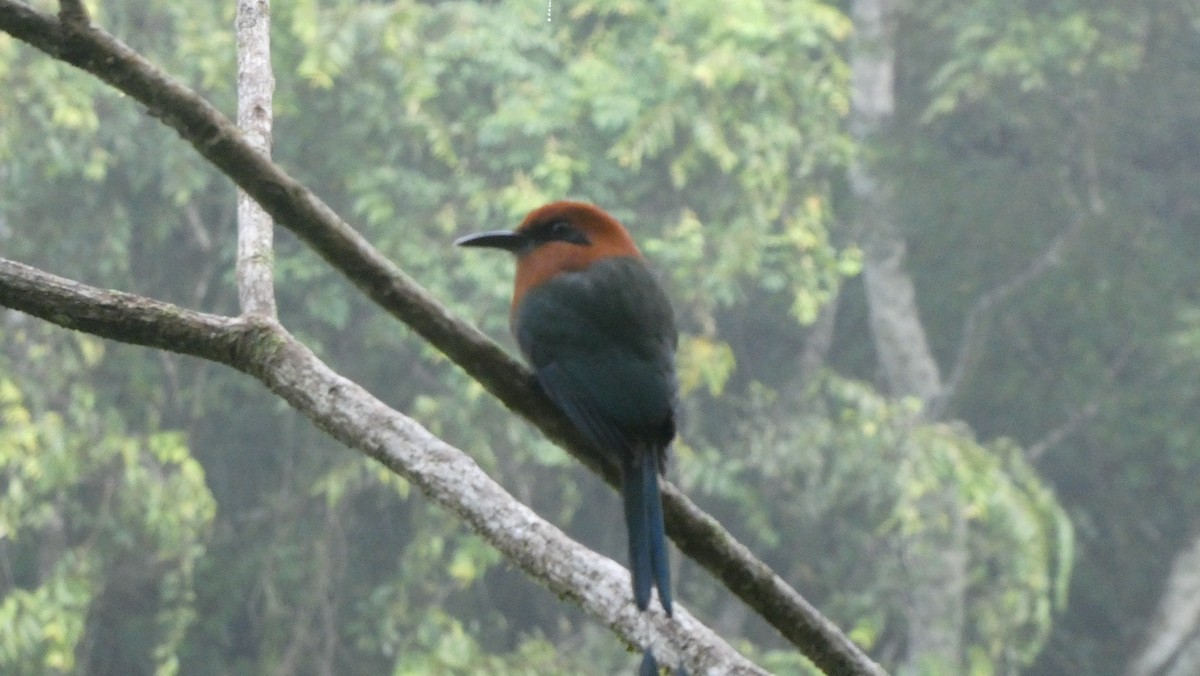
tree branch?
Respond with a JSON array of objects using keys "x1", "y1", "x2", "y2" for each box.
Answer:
[
  {"x1": 935, "y1": 122, "x2": 1103, "y2": 418},
  {"x1": 1025, "y1": 399, "x2": 1100, "y2": 462},
  {"x1": 933, "y1": 188, "x2": 1086, "y2": 419},
  {"x1": 0, "y1": 256, "x2": 763, "y2": 674},
  {"x1": 0, "y1": 3, "x2": 884, "y2": 673}
]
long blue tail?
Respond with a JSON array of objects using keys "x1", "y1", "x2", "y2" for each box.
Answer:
[{"x1": 622, "y1": 450, "x2": 672, "y2": 615}]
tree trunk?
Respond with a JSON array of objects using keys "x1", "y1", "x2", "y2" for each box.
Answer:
[
  {"x1": 849, "y1": 0, "x2": 965, "y2": 670},
  {"x1": 1127, "y1": 528, "x2": 1200, "y2": 676},
  {"x1": 850, "y1": 0, "x2": 942, "y2": 406}
]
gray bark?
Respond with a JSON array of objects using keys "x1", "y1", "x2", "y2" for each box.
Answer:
[
  {"x1": 849, "y1": 0, "x2": 965, "y2": 671},
  {"x1": 1127, "y1": 530, "x2": 1200, "y2": 676},
  {"x1": 850, "y1": 0, "x2": 942, "y2": 405},
  {"x1": 235, "y1": 0, "x2": 277, "y2": 317}
]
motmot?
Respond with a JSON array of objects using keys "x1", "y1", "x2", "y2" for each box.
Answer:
[{"x1": 456, "y1": 201, "x2": 679, "y2": 619}]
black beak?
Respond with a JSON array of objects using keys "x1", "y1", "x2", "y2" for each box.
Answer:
[{"x1": 454, "y1": 230, "x2": 528, "y2": 252}]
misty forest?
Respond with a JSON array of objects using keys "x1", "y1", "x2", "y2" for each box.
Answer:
[{"x1": 2, "y1": 0, "x2": 1199, "y2": 674}]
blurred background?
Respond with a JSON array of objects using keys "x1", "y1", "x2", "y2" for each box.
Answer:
[{"x1": 1, "y1": 0, "x2": 1198, "y2": 674}]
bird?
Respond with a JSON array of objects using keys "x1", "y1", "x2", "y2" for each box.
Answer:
[{"x1": 455, "y1": 200, "x2": 679, "y2": 621}]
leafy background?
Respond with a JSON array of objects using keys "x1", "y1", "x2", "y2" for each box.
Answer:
[{"x1": 2, "y1": 0, "x2": 1198, "y2": 674}]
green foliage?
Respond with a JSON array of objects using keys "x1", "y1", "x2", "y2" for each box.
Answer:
[
  {"x1": 387, "y1": 609, "x2": 571, "y2": 675},
  {"x1": 902, "y1": 432, "x2": 1072, "y2": 669},
  {"x1": 0, "y1": 335, "x2": 214, "y2": 674},
  {"x1": 686, "y1": 376, "x2": 1070, "y2": 671},
  {"x1": 885, "y1": 1, "x2": 1200, "y2": 673},
  {"x1": 277, "y1": 0, "x2": 856, "y2": 335},
  {"x1": 0, "y1": 551, "x2": 92, "y2": 675},
  {"x1": 919, "y1": 1, "x2": 1144, "y2": 122},
  {"x1": 7, "y1": 0, "x2": 1167, "y2": 673},
  {"x1": 677, "y1": 334, "x2": 737, "y2": 397}
]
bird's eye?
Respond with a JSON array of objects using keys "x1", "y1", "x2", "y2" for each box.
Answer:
[{"x1": 540, "y1": 220, "x2": 590, "y2": 246}]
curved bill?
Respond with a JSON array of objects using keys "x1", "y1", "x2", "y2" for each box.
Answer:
[{"x1": 454, "y1": 230, "x2": 528, "y2": 252}]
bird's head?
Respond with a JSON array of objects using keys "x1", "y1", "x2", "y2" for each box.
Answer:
[{"x1": 455, "y1": 200, "x2": 642, "y2": 306}]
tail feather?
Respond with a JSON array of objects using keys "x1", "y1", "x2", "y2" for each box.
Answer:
[
  {"x1": 646, "y1": 461, "x2": 672, "y2": 616},
  {"x1": 622, "y1": 450, "x2": 671, "y2": 614},
  {"x1": 639, "y1": 650, "x2": 659, "y2": 676}
]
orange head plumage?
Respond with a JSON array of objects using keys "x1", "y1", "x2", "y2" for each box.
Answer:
[{"x1": 454, "y1": 200, "x2": 643, "y2": 309}]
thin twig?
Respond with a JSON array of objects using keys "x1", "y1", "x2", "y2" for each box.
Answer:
[
  {"x1": 1026, "y1": 400, "x2": 1101, "y2": 462},
  {"x1": 1027, "y1": 346, "x2": 1130, "y2": 461},
  {"x1": 57, "y1": 0, "x2": 87, "y2": 26},
  {"x1": 932, "y1": 171, "x2": 1089, "y2": 419}
]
